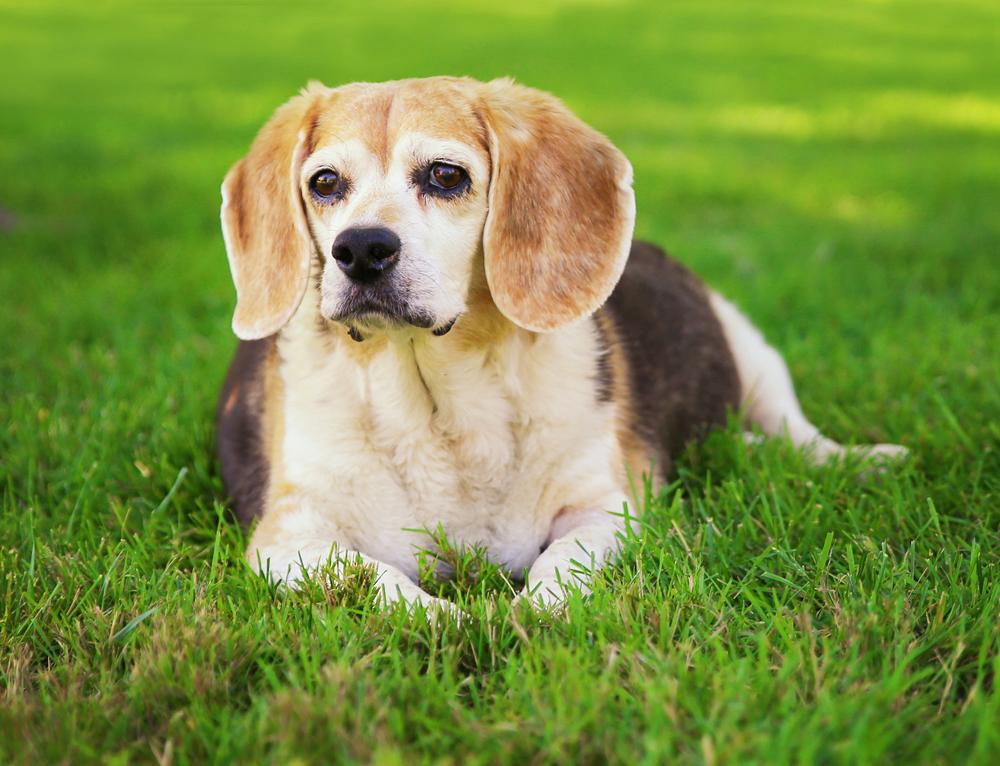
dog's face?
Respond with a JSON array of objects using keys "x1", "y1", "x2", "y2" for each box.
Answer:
[
  {"x1": 299, "y1": 80, "x2": 492, "y2": 335},
  {"x1": 221, "y1": 77, "x2": 635, "y2": 340}
]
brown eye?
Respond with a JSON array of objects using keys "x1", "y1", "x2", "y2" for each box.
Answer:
[
  {"x1": 429, "y1": 162, "x2": 467, "y2": 191},
  {"x1": 310, "y1": 169, "x2": 340, "y2": 198}
]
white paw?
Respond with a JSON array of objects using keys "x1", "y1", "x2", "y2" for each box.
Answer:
[
  {"x1": 847, "y1": 442, "x2": 910, "y2": 464},
  {"x1": 845, "y1": 442, "x2": 910, "y2": 479},
  {"x1": 250, "y1": 551, "x2": 463, "y2": 621},
  {"x1": 410, "y1": 595, "x2": 465, "y2": 623},
  {"x1": 863, "y1": 443, "x2": 909, "y2": 461},
  {"x1": 514, "y1": 578, "x2": 581, "y2": 613},
  {"x1": 377, "y1": 580, "x2": 464, "y2": 622}
]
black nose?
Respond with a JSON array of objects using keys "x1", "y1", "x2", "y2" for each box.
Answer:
[{"x1": 332, "y1": 227, "x2": 401, "y2": 283}]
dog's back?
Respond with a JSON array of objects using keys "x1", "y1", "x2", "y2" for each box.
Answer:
[{"x1": 601, "y1": 241, "x2": 741, "y2": 476}]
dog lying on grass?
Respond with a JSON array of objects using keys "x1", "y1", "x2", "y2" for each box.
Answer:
[{"x1": 216, "y1": 76, "x2": 906, "y2": 613}]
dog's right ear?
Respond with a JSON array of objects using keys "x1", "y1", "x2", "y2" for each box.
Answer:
[{"x1": 220, "y1": 87, "x2": 324, "y2": 340}]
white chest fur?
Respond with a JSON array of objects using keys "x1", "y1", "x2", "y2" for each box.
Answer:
[{"x1": 273, "y1": 304, "x2": 624, "y2": 580}]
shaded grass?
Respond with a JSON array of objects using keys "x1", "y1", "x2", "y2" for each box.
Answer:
[{"x1": 1, "y1": 0, "x2": 998, "y2": 763}]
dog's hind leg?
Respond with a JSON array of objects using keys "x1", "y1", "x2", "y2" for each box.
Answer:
[{"x1": 708, "y1": 292, "x2": 908, "y2": 465}]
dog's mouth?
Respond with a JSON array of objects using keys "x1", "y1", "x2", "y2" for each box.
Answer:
[
  {"x1": 328, "y1": 285, "x2": 457, "y2": 340},
  {"x1": 331, "y1": 285, "x2": 433, "y2": 327}
]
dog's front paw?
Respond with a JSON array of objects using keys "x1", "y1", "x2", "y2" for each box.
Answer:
[
  {"x1": 377, "y1": 579, "x2": 464, "y2": 622},
  {"x1": 861, "y1": 443, "x2": 910, "y2": 461},
  {"x1": 846, "y1": 442, "x2": 910, "y2": 478},
  {"x1": 406, "y1": 593, "x2": 465, "y2": 621},
  {"x1": 513, "y1": 579, "x2": 579, "y2": 614}
]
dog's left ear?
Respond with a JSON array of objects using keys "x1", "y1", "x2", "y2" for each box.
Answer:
[
  {"x1": 478, "y1": 79, "x2": 636, "y2": 332},
  {"x1": 220, "y1": 87, "x2": 323, "y2": 340}
]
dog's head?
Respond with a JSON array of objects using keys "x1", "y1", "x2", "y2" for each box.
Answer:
[{"x1": 220, "y1": 77, "x2": 635, "y2": 340}]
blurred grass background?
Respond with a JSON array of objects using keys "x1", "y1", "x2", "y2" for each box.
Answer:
[{"x1": 1, "y1": 1, "x2": 998, "y2": 763}]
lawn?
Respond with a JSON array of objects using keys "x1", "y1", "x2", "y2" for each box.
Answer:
[{"x1": 1, "y1": 0, "x2": 998, "y2": 763}]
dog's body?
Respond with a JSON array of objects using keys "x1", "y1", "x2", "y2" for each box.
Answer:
[{"x1": 217, "y1": 77, "x2": 905, "y2": 610}]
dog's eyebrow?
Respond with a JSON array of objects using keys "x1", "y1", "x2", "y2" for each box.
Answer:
[
  {"x1": 394, "y1": 135, "x2": 485, "y2": 171},
  {"x1": 300, "y1": 139, "x2": 376, "y2": 180}
]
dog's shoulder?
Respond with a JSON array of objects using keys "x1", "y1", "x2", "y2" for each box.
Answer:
[{"x1": 599, "y1": 240, "x2": 741, "y2": 472}]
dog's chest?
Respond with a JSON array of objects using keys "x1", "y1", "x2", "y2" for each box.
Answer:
[{"x1": 277, "y1": 325, "x2": 610, "y2": 576}]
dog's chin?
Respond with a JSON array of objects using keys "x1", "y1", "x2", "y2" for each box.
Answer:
[
  {"x1": 324, "y1": 302, "x2": 449, "y2": 342},
  {"x1": 324, "y1": 285, "x2": 430, "y2": 327},
  {"x1": 342, "y1": 310, "x2": 418, "y2": 330},
  {"x1": 322, "y1": 285, "x2": 463, "y2": 341},
  {"x1": 327, "y1": 309, "x2": 464, "y2": 343},
  {"x1": 330, "y1": 308, "x2": 429, "y2": 337}
]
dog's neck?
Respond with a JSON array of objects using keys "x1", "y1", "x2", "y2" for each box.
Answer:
[{"x1": 277, "y1": 283, "x2": 598, "y2": 435}]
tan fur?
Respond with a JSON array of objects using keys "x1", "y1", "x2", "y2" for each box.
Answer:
[
  {"x1": 261, "y1": 343, "x2": 287, "y2": 503},
  {"x1": 305, "y1": 79, "x2": 489, "y2": 176},
  {"x1": 449, "y1": 260, "x2": 516, "y2": 351},
  {"x1": 221, "y1": 384, "x2": 240, "y2": 416},
  {"x1": 595, "y1": 309, "x2": 659, "y2": 493},
  {"x1": 221, "y1": 92, "x2": 322, "y2": 340},
  {"x1": 339, "y1": 332, "x2": 390, "y2": 363},
  {"x1": 479, "y1": 79, "x2": 636, "y2": 331}
]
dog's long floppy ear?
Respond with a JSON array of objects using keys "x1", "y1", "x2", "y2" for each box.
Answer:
[
  {"x1": 220, "y1": 89, "x2": 322, "y2": 340},
  {"x1": 479, "y1": 79, "x2": 636, "y2": 332}
]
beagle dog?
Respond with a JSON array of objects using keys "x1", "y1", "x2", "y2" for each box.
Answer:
[{"x1": 216, "y1": 77, "x2": 906, "y2": 612}]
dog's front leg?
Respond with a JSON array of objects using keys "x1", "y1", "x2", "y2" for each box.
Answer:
[
  {"x1": 247, "y1": 496, "x2": 456, "y2": 616},
  {"x1": 518, "y1": 494, "x2": 632, "y2": 611}
]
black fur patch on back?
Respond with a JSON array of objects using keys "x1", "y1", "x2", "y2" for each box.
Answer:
[
  {"x1": 216, "y1": 337, "x2": 273, "y2": 526},
  {"x1": 601, "y1": 240, "x2": 741, "y2": 474}
]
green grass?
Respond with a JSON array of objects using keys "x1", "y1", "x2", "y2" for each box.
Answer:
[{"x1": 2, "y1": 0, "x2": 998, "y2": 763}]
